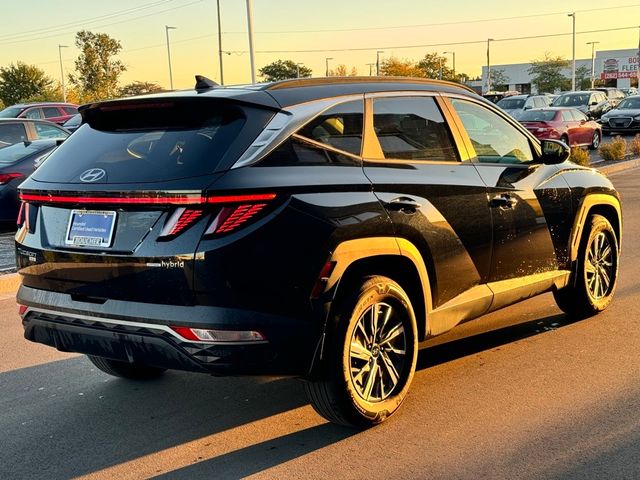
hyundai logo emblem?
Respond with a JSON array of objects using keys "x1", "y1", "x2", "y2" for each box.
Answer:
[{"x1": 79, "y1": 168, "x2": 106, "y2": 183}]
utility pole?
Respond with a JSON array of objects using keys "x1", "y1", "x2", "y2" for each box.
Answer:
[
  {"x1": 296, "y1": 63, "x2": 303, "y2": 78},
  {"x1": 376, "y1": 50, "x2": 384, "y2": 76},
  {"x1": 366, "y1": 63, "x2": 375, "y2": 76},
  {"x1": 165, "y1": 25, "x2": 177, "y2": 90},
  {"x1": 568, "y1": 12, "x2": 576, "y2": 91},
  {"x1": 438, "y1": 57, "x2": 443, "y2": 80},
  {"x1": 246, "y1": 0, "x2": 256, "y2": 84},
  {"x1": 443, "y1": 51, "x2": 455, "y2": 79},
  {"x1": 216, "y1": 0, "x2": 224, "y2": 85},
  {"x1": 586, "y1": 41, "x2": 600, "y2": 89},
  {"x1": 486, "y1": 38, "x2": 494, "y2": 93},
  {"x1": 325, "y1": 57, "x2": 333, "y2": 77},
  {"x1": 58, "y1": 45, "x2": 68, "y2": 102}
]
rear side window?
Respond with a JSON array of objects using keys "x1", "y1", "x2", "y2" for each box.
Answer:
[
  {"x1": 24, "y1": 108, "x2": 42, "y2": 119},
  {"x1": 42, "y1": 107, "x2": 61, "y2": 118},
  {"x1": 63, "y1": 107, "x2": 78, "y2": 115},
  {"x1": 33, "y1": 100, "x2": 273, "y2": 183},
  {"x1": 372, "y1": 96, "x2": 458, "y2": 161},
  {"x1": 34, "y1": 122, "x2": 68, "y2": 139},
  {"x1": 561, "y1": 111, "x2": 573, "y2": 122},
  {"x1": 0, "y1": 123, "x2": 27, "y2": 144},
  {"x1": 571, "y1": 110, "x2": 587, "y2": 121},
  {"x1": 260, "y1": 100, "x2": 363, "y2": 167}
]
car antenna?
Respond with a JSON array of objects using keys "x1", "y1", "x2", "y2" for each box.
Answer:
[{"x1": 195, "y1": 75, "x2": 219, "y2": 90}]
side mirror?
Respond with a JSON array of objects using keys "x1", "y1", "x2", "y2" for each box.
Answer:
[{"x1": 540, "y1": 139, "x2": 570, "y2": 164}]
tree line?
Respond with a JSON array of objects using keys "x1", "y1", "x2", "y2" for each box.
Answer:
[{"x1": 0, "y1": 30, "x2": 162, "y2": 109}]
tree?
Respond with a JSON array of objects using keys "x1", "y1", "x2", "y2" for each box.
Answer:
[
  {"x1": 488, "y1": 68, "x2": 510, "y2": 91},
  {"x1": 0, "y1": 62, "x2": 53, "y2": 106},
  {"x1": 379, "y1": 57, "x2": 423, "y2": 77},
  {"x1": 119, "y1": 81, "x2": 164, "y2": 97},
  {"x1": 258, "y1": 60, "x2": 312, "y2": 82},
  {"x1": 575, "y1": 65, "x2": 592, "y2": 90},
  {"x1": 330, "y1": 64, "x2": 358, "y2": 77},
  {"x1": 528, "y1": 54, "x2": 570, "y2": 93},
  {"x1": 416, "y1": 52, "x2": 453, "y2": 80},
  {"x1": 69, "y1": 30, "x2": 126, "y2": 102}
]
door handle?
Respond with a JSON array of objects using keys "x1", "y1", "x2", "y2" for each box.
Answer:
[
  {"x1": 490, "y1": 194, "x2": 518, "y2": 209},
  {"x1": 386, "y1": 197, "x2": 422, "y2": 212}
]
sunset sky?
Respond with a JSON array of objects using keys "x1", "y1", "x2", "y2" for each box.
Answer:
[{"x1": 1, "y1": 0, "x2": 639, "y2": 90}]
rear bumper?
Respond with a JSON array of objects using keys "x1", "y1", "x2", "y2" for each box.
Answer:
[{"x1": 17, "y1": 285, "x2": 321, "y2": 376}]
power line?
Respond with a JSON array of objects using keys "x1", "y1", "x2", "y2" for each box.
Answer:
[
  {"x1": 219, "y1": 25, "x2": 640, "y2": 54},
  {"x1": 220, "y1": 3, "x2": 640, "y2": 34},
  {"x1": 0, "y1": 0, "x2": 203, "y2": 47}
]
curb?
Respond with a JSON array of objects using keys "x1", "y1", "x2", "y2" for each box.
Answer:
[
  {"x1": 0, "y1": 272, "x2": 19, "y2": 296},
  {"x1": 597, "y1": 157, "x2": 640, "y2": 175}
]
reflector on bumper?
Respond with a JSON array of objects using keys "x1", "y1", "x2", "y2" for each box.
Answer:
[{"x1": 170, "y1": 326, "x2": 266, "y2": 343}]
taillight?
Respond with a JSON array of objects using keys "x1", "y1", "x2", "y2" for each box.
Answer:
[
  {"x1": 0, "y1": 173, "x2": 24, "y2": 185},
  {"x1": 205, "y1": 203, "x2": 268, "y2": 235},
  {"x1": 170, "y1": 326, "x2": 265, "y2": 343},
  {"x1": 16, "y1": 202, "x2": 25, "y2": 227},
  {"x1": 159, "y1": 208, "x2": 204, "y2": 238}
]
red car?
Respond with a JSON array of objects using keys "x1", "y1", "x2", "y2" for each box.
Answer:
[
  {"x1": 519, "y1": 107, "x2": 602, "y2": 149},
  {"x1": 0, "y1": 102, "x2": 79, "y2": 125}
]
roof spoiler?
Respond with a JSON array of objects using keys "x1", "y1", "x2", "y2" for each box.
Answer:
[{"x1": 195, "y1": 75, "x2": 220, "y2": 90}]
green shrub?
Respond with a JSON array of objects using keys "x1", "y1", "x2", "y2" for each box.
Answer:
[
  {"x1": 631, "y1": 134, "x2": 640, "y2": 157},
  {"x1": 569, "y1": 146, "x2": 590, "y2": 166},
  {"x1": 598, "y1": 136, "x2": 627, "y2": 161}
]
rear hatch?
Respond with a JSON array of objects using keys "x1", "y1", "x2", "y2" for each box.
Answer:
[{"x1": 16, "y1": 96, "x2": 277, "y2": 304}]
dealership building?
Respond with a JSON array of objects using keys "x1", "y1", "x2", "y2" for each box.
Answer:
[{"x1": 469, "y1": 48, "x2": 639, "y2": 94}]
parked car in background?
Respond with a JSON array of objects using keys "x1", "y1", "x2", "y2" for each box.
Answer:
[
  {"x1": 552, "y1": 91, "x2": 610, "y2": 120},
  {"x1": 590, "y1": 87, "x2": 626, "y2": 108},
  {"x1": 482, "y1": 90, "x2": 519, "y2": 103},
  {"x1": 519, "y1": 107, "x2": 602, "y2": 149},
  {"x1": 496, "y1": 94, "x2": 552, "y2": 119},
  {"x1": 14, "y1": 76, "x2": 622, "y2": 427},
  {"x1": 620, "y1": 87, "x2": 638, "y2": 97},
  {"x1": 0, "y1": 102, "x2": 79, "y2": 125},
  {"x1": 0, "y1": 119, "x2": 70, "y2": 148},
  {"x1": 62, "y1": 114, "x2": 81, "y2": 133},
  {"x1": 0, "y1": 139, "x2": 60, "y2": 221},
  {"x1": 599, "y1": 95, "x2": 640, "y2": 135}
]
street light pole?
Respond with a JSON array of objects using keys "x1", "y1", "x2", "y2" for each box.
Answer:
[
  {"x1": 58, "y1": 44, "x2": 68, "y2": 103},
  {"x1": 486, "y1": 39, "x2": 493, "y2": 92},
  {"x1": 296, "y1": 63, "x2": 303, "y2": 78},
  {"x1": 165, "y1": 26, "x2": 176, "y2": 90},
  {"x1": 376, "y1": 50, "x2": 384, "y2": 76},
  {"x1": 443, "y1": 51, "x2": 455, "y2": 79},
  {"x1": 325, "y1": 57, "x2": 333, "y2": 77},
  {"x1": 438, "y1": 57, "x2": 443, "y2": 80},
  {"x1": 586, "y1": 41, "x2": 600, "y2": 89},
  {"x1": 366, "y1": 63, "x2": 375, "y2": 76},
  {"x1": 245, "y1": 0, "x2": 256, "y2": 84},
  {"x1": 568, "y1": 12, "x2": 576, "y2": 91},
  {"x1": 216, "y1": 0, "x2": 224, "y2": 85}
]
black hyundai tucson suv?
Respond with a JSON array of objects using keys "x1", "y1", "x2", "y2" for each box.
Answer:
[{"x1": 15, "y1": 77, "x2": 622, "y2": 427}]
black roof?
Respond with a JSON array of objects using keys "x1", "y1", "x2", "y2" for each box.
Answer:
[{"x1": 84, "y1": 76, "x2": 480, "y2": 112}]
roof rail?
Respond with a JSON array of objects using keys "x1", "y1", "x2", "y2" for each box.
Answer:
[{"x1": 262, "y1": 76, "x2": 476, "y2": 94}]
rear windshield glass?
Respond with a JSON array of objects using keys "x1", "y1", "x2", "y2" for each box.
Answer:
[
  {"x1": 618, "y1": 97, "x2": 640, "y2": 109},
  {"x1": 496, "y1": 98, "x2": 525, "y2": 109},
  {"x1": 32, "y1": 100, "x2": 272, "y2": 183},
  {"x1": 552, "y1": 94, "x2": 588, "y2": 107},
  {"x1": 0, "y1": 141, "x2": 51, "y2": 166},
  {"x1": 519, "y1": 110, "x2": 556, "y2": 122}
]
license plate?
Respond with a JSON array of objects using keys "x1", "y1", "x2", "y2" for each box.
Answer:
[{"x1": 65, "y1": 210, "x2": 116, "y2": 247}]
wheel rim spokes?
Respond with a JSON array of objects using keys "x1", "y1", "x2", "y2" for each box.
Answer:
[
  {"x1": 349, "y1": 302, "x2": 406, "y2": 402},
  {"x1": 585, "y1": 232, "x2": 614, "y2": 300}
]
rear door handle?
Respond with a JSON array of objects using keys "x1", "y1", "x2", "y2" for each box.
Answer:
[
  {"x1": 386, "y1": 196, "x2": 422, "y2": 212},
  {"x1": 490, "y1": 194, "x2": 518, "y2": 209}
]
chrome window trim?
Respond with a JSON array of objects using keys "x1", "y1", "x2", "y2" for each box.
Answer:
[{"x1": 231, "y1": 94, "x2": 364, "y2": 169}]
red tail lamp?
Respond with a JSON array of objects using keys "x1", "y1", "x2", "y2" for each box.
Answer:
[{"x1": 171, "y1": 326, "x2": 265, "y2": 343}]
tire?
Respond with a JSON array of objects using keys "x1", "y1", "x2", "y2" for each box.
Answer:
[
  {"x1": 554, "y1": 214, "x2": 619, "y2": 318},
  {"x1": 87, "y1": 355, "x2": 166, "y2": 380},
  {"x1": 589, "y1": 130, "x2": 601, "y2": 150},
  {"x1": 305, "y1": 276, "x2": 418, "y2": 428}
]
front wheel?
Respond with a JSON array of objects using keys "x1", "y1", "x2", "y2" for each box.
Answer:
[
  {"x1": 554, "y1": 214, "x2": 619, "y2": 318},
  {"x1": 589, "y1": 130, "x2": 601, "y2": 150},
  {"x1": 305, "y1": 276, "x2": 418, "y2": 427}
]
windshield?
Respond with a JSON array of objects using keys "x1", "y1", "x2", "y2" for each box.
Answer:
[
  {"x1": 553, "y1": 94, "x2": 589, "y2": 107},
  {"x1": 497, "y1": 98, "x2": 525, "y2": 109},
  {"x1": 617, "y1": 97, "x2": 640, "y2": 110},
  {"x1": 0, "y1": 141, "x2": 51, "y2": 166},
  {"x1": 33, "y1": 100, "x2": 274, "y2": 183},
  {"x1": 519, "y1": 110, "x2": 556, "y2": 122},
  {"x1": 0, "y1": 107, "x2": 24, "y2": 118}
]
